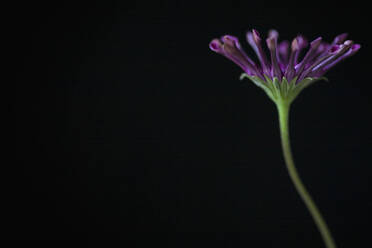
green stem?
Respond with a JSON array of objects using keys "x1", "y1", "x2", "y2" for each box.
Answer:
[{"x1": 276, "y1": 100, "x2": 337, "y2": 248}]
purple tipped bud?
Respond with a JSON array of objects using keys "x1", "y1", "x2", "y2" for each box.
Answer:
[
  {"x1": 246, "y1": 31, "x2": 258, "y2": 53},
  {"x1": 291, "y1": 38, "x2": 299, "y2": 51},
  {"x1": 209, "y1": 39, "x2": 223, "y2": 52},
  {"x1": 285, "y1": 38, "x2": 300, "y2": 81},
  {"x1": 266, "y1": 37, "x2": 276, "y2": 50},
  {"x1": 252, "y1": 29, "x2": 261, "y2": 43},
  {"x1": 296, "y1": 35, "x2": 308, "y2": 48},
  {"x1": 266, "y1": 36, "x2": 282, "y2": 78},
  {"x1": 222, "y1": 35, "x2": 239, "y2": 48},
  {"x1": 310, "y1": 37, "x2": 323, "y2": 48},
  {"x1": 211, "y1": 35, "x2": 264, "y2": 78},
  {"x1": 246, "y1": 32, "x2": 254, "y2": 45},
  {"x1": 248, "y1": 29, "x2": 270, "y2": 75},
  {"x1": 268, "y1": 29, "x2": 279, "y2": 39}
]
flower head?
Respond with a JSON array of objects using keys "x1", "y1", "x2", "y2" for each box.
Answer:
[{"x1": 210, "y1": 29, "x2": 360, "y2": 103}]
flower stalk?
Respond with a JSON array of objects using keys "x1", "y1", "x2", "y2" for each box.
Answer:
[{"x1": 276, "y1": 100, "x2": 336, "y2": 248}]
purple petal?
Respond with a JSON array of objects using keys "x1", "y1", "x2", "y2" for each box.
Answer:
[
  {"x1": 322, "y1": 43, "x2": 361, "y2": 72},
  {"x1": 266, "y1": 35, "x2": 282, "y2": 79},
  {"x1": 299, "y1": 41, "x2": 353, "y2": 80},
  {"x1": 306, "y1": 41, "x2": 329, "y2": 65},
  {"x1": 295, "y1": 37, "x2": 323, "y2": 77},
  {"x1": 313, "y1": 41, "x2": 353, "y2": 70},
  {"x1": 222, "y1": 35, "x2": 259, "y2": 68},
  {"x1": 332, "y1": 33, "x2": 348, "y2": 45},
  {"x1": 209, "y1": 39, "x2": 223, "y2": 53},
  {"x1": 210, "y1": 35, "x2": 263, "y2": 77},
  {"x1": 278, "y1": 40, "x2": 290, "y2": 65},
  {"x1": 284, "y1": 38, "x2": 300, "y2": 81},
  {"x1": 248, "y1": 29, "x2": 271, "y2": 75},
  {"x1": 246, "y1": 31, "x2": 258, "y2": 54},
  {"x1": 210, "y1": 29, "x2": 360, "y2": 83},
  {"x1": 294, "y1": 35, "x2": 308, "y2": 64},
  {"x1": 268, "y1": 29, "x2": 279, "y2": 40},
  {"x1": 318, "y1": 33, "x2": 348, "y2": 57}
]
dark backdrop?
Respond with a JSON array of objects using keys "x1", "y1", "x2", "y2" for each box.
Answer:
[{"x1": 15, "y1": 0, "x2": 371, "y2": 247}]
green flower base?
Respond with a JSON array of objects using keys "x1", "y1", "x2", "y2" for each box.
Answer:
[{"x1": 240, "y1": 73, "x2": 327, "y2": 104}]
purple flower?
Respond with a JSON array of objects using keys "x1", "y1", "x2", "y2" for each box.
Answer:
[
  {"x1": 209, "y1": 29, "x2": 360, "y2": 83},
  {"x1": 210, "y1": 30, "x2": 360, "y2": 248}
]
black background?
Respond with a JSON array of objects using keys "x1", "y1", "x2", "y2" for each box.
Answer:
[{"x1": 15, "y1": 0, "x2": 371, "y2": 247}]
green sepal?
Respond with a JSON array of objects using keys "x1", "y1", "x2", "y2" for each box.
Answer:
[
  {"x1": 240, "y1": 73, "x2": 328, "y2": 104},
  {"x1": 289, "y1": 77, "x2": 328, "y2": 102},
  {"x1": 240, "y1": 73, "x2": 276, "y2": 101}
]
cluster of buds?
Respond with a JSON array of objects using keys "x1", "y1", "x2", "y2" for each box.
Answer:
[
  {"x1": 210, "y1": 29, "x2": 360, "y2": 82},
  {"x1": 209, "y1": 29, "x2": 360, "y2": 103}
]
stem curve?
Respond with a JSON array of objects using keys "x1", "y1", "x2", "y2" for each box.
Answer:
[{"x1": 276, "y1": 100, "x2": 337, "y2": 248}]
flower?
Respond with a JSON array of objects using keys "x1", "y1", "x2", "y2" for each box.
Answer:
[{"x1": 209, "y1": 29, "x2": 360, "y2": 103}]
